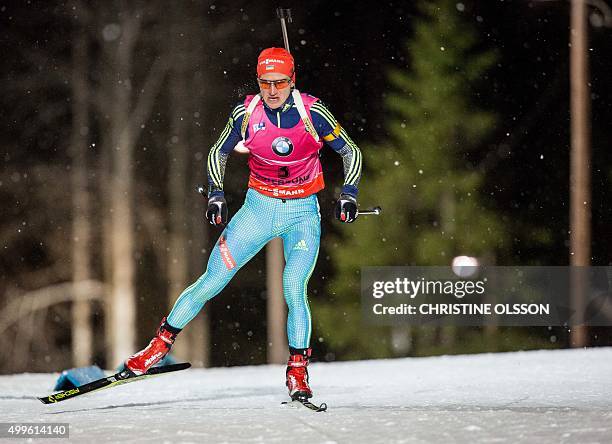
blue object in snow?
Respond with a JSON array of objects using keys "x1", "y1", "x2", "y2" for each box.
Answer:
[{"x1": 54, "y1": 365, "x2": 106, "y2": 391}]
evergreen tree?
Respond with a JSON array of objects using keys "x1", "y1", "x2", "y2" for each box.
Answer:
[{"x1": 316, "y1": 0, "x2": 507, "y2": 359}]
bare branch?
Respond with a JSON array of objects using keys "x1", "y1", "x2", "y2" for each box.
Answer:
[
  {"x1": 0, "y1": 280, "x2": 105, "y2": 336},
  {"x1": 129, "y1": 55, "x2": 169, "y2": 138},
  {"x1": 118, "y1": 7, "x2": 143, "y2": 61}
]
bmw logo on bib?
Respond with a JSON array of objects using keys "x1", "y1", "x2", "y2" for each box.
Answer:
[{"x1": 271, "y1": 137, "x2": 294, "y2": 157}]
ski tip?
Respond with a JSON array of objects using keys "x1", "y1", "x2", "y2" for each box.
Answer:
[{"x1": 38, "y1": 394, "x2": 65, "y2": 405}]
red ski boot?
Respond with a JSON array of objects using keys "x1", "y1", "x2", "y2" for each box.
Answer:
[
  {"x1": 286, "y1": 348, "x2": 313, "y2": 400},
  {"x1": 125, "y1": 317, "x2": 180, "y2": 375}
]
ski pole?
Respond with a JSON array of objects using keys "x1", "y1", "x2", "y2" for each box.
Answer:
[{"x1": 357, "y1": 206, "x2": 382, "y2": 216}]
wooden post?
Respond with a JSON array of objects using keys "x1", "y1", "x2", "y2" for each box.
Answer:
[{"x1": 569, "y1": 0, "x2": 591, "y2": 347}]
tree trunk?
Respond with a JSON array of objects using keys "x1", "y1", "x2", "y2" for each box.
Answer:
[
  {"x1": 101, "y1": 131, "x2": 114, "y2": 365},
  {"x1": 95, "y1": 4, "x2": 168, "y2": 367},
  {"x1": 166, "y1": 2, "x2": 198, "y2": 363},
  {"x1": 437, "y1": 189, "x2": 456, "y2": 349},
  {"x1": 109, "y1": 129, "x2": 136, "y2": 367},
  {"x1": 569, "y1": 0, "x2": 591, "y2": 348},
  {"x1": 70, "y1": 23, "x2": 93, "y2": 367},
  {"x1": 102, "y1": 9, "x2": 141, "y2": 367},
  {"x1": 187, "y1": 36, "x2": 211, "y2": 367}
]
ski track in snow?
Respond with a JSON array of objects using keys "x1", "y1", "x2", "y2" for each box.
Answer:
[{"x1": 0, "y1": 348, "x2": 611, "y2": 443}]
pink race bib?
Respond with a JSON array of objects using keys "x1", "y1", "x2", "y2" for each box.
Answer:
[{"x1": 243, "y1": 94, "x2": 324, "y2": 198}]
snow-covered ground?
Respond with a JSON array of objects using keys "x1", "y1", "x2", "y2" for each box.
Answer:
[{"x1": 1, "y1": 348, "x2": 611, "y2": 443}]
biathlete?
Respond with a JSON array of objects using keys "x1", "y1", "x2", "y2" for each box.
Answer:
[{"x1": 124, "y1": 47, "x2": 363, "y2": 401}]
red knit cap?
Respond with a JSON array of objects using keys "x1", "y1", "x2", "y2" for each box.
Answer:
[{"x1": 257, "y1": 47, "x2": 295, "y2": 81}]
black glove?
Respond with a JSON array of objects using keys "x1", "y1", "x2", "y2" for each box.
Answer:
[
  {"x1": 334, "y1": 193, "x2": 358, "y2": 223},
  {"x1": 206, "y1": 195, "x2": 228, "y2": 226}
]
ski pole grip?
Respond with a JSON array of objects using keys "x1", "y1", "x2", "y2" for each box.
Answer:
[
  {"x1": 196, "y1": 185, "x2": 206, "y2": 197},
  {"x1": 276, "y1": 8, "x2": 292, "y2": 22}
]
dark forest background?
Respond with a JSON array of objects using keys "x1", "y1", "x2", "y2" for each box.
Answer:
[{"x1": 1, "y1": 0, "x2": 611, "y2": 374}]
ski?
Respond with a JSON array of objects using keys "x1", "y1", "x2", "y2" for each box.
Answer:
[
  {"x1": 38, "y1": 362, "x2": 191, "y2": 404},
  {"x1": 282, "y1": 398, "x2": 328, "y2": 412}
]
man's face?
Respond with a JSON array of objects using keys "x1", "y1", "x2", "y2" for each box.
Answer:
[{"x1": 258, "y1": 72, "x2": 294, "y2": 109}]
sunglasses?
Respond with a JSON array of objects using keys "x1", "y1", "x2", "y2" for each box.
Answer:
[{"x1": 257, "y1": 77, "x2": 292, "y2": 90}]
